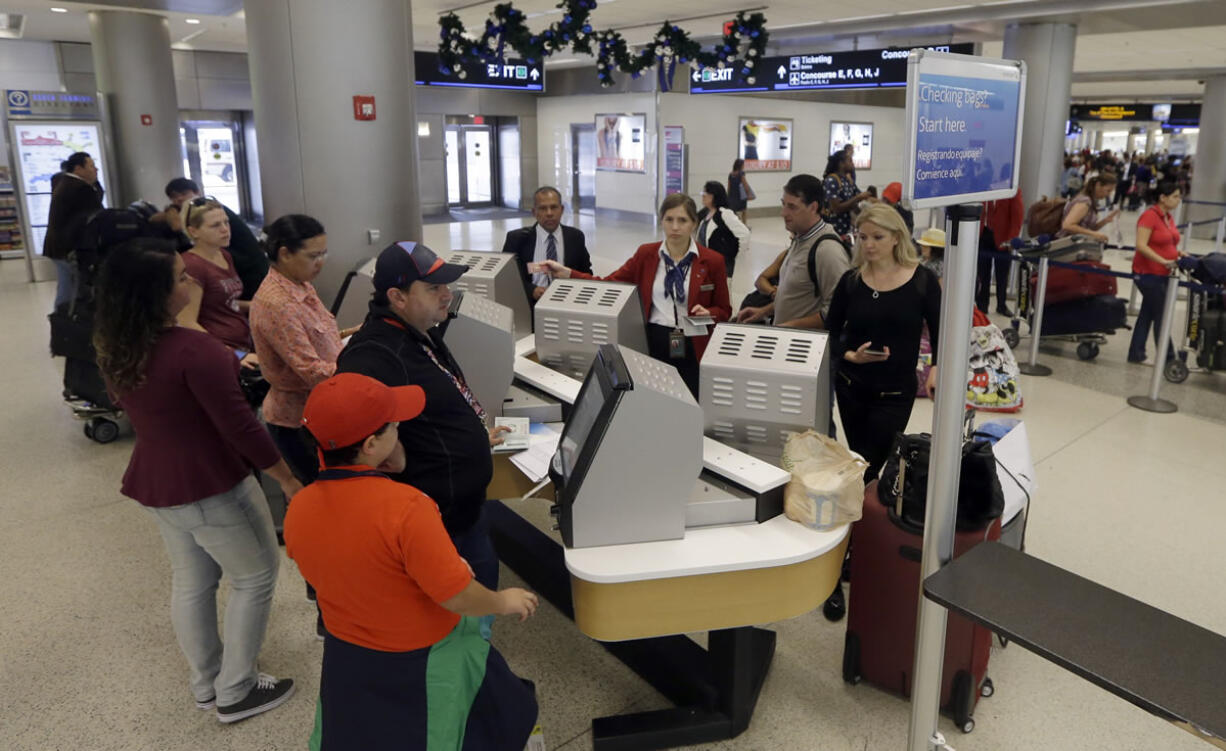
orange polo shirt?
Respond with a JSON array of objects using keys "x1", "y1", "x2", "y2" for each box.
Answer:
[{"x1": 284, "y1": 467, "x2": 473, "y2": 652}]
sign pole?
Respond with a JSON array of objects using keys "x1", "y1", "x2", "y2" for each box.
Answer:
[{"x1": 906, "y1": 204, "x2": 981, "y2": 751}]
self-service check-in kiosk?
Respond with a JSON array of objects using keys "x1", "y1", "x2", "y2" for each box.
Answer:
[
  {"x1": 439, "y1": 291, "x2": 515, "y2": 419},
  {"x1": 550, "y1": 344, "x2": 787, "y2": 549},
  {"x1": 700, "y1": 323, "x2": 831, "y2": 465},
  {"x1": 534, "y1": 280, "x2": 649, "y2": 380},
  {"x1": 445, "y1": 251, "x2": 533, "y2": 338}
]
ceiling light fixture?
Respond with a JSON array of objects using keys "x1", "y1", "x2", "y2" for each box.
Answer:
[
  {"x1": 50, "y1": 7, "x2": 69, "y2": 12},
  {"x1": 185, "y1": 18, "x2": 201, "y2": 24}
]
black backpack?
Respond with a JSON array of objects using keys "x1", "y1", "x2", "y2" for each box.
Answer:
[{"x1": 807, "y1": 232, "x2": 854, "y2": 291}]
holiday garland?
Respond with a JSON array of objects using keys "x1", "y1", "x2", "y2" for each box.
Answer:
[{"x1": 438, "y1": 1, "x2": 768, "y2": 90}]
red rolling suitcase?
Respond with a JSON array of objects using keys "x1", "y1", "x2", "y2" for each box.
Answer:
[
  {"x1": 1029, "y1": 260, "x2": 1117, "y2": 305},
  {"x1": 842, "y1": 481, "x2": 1000, "y2": 733}
]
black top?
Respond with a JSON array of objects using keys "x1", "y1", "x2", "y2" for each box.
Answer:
[
  {"x1": 925, "y1": 542, "x2": 1226, "y2": 743},
  {"x1": 42, "y1": 175, "x2": 103, "y2": 261},
  {"x1": 501, "y1": 224, "x2": 592, "y2": 303},
  {"x1": 336, "y1": 302, "x2": 492, "y2": 535},
  {"x1": 824, "y1": 264, "x2": 941, "y2": 393}
]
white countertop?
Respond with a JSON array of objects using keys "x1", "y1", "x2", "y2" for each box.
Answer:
[{"x1": 563, "y1": 516, "x2": 849, "y2": 584}]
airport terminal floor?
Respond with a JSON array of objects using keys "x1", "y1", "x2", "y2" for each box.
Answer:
[{"x1": 2, "y1": 208, "x2": 1224, "y2": 750}]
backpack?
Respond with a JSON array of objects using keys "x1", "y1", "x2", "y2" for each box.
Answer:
[
  {"x1": 1026, "y1": 197, "x2": 1067, "y2": 238},
  {"x1": 807, "y1": 232, "x2": 854, "y2": 291}
]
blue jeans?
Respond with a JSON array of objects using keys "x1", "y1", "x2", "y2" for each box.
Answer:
[
  {"x1": 145, "y1": 475, "x2": 280, "y2": 706},
  {"x1": 1129, "y1": 274, "x2": 1175, "y2": 362},
  {"x1": 51, "y1": 258, "x2": 78, "y2": 312}
]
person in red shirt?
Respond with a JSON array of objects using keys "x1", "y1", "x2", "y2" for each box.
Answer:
[
  {"x1": 93, "y1": 238, "x2": 301, "y2": 723},
  {"x1": 285, "y1": 373, "x2": 539, "y2": 750},
  {"x1": 978, "y1": 190, "x2": 1024, "y2": 315},
  {"x1": 1128, "y1": 181, "x2": 1185, "y2": 363},
  {"x1": 178, "y1": 199, "x2": 258, "y2": 366}
]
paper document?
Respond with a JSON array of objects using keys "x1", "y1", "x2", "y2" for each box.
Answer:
[
  {"x1": 680, "y1": 315, "x2": 713, "y2": 337},
  {"x1": 508, "y1": 422, "x2": 563, "y2": 483},
  {"x1": 493, "y1": 416, "x2": 531, "y2": 452}
]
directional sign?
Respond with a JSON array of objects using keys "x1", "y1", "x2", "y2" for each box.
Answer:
[
  {"x1": 690, "y1": 43, "x2": 975, "y2": 94},
  {"x1": 414, "y1": 51, "x2": 544, "y2": 92}
]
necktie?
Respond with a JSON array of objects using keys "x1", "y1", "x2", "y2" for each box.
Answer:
[{"x1": 546, "y1": 233, "x2": 557, "y2": 262}]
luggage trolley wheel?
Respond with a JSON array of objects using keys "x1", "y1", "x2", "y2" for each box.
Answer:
[
  {"x1": 980, "y1": 677, "x2": 995, "y2": 698},
  {"x1": 1003, "y1": 327, "x2": 1021, "y2": 349},
  {"x1": 1164, "y1": 358, "x2": 1190, "y2": 383},
  {"x1": 1076, "y1": 341, "x2": 1100, "y2": 361},
  {"x1": 85, "y1": 417, "x2": 119, "y2": 444}
]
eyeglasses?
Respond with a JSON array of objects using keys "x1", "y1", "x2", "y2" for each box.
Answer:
[{"x1": 184, "y1": 196, "x2": 221, "y2": 224}]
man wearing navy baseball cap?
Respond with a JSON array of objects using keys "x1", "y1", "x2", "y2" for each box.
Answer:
[{"x1": 336, "y1": 242, "x2": 510, "y2": 592}]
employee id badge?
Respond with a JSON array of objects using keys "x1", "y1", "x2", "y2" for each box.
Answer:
[{"x1": 668, "y1": 328, "x2": 687, "y2": 359}]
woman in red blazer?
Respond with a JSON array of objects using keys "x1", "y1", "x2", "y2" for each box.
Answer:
[{"x1": 543, "y1": 193, "x2": 731, "y2": 396}]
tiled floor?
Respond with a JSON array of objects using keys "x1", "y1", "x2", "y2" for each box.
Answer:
[{"x1": 1, "y1": 206, "x2": 1223, "y2": 751}]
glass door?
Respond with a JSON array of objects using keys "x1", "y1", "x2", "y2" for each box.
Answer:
[
  {"x1": 444, "y1": 124, "x2": 498, "y2": 207},
  {"x1": 571, "y1": 124, "x2": 596, "y2": 211},
  {"x1": 178, "y1": 113, "x2": 255, "y2": 220}
]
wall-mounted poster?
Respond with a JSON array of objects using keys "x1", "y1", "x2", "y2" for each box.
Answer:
[
  {"x1": 829, "y1": 122, "x2": 874, "y2": 170},
  {"x1": 738, "y1": 118, "x2": 792, "y2": 171},
  {"x1": 596, "y1": 113, "x2": 647, "y2": 172}
]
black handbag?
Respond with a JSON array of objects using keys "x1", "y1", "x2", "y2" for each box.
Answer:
[{"x1": 878, "y1": 432, "x2": 1004, "y2": 532}]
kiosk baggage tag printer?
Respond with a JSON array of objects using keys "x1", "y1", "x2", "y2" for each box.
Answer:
[
  {"x1": 534, "y1": 280, "x2": 649, "y2": 380},
  {"x1": 439, "y1": 291, "x2": 515, "y2": 419},
  {"x1": 700, "y1": 323, "x2": 832, "y2": 465},
  {"x1": 550, "y1": 345, "x2": 788, "y2": 549},
  {"x1": 446, "y1": 251, "x2": 533, "y2": 337}
]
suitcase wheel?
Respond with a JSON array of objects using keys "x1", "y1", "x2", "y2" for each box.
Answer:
[
  {"x1": 1164, "y1": 358, "x2": 1189, "y2": 383},
  {"x1": 1076, "y1": 341, "x2": 1100, "y2": 361},
  {"x1": 842, "y1": 631, "x2": 862, "y2": 685},
  {"x1": 950, "y1": 670, "x2": 976, "y2": 733},
  {"x1": 961, "y1": 718, "x2": 976, "y2": 734},
  {"x1": 980, "y1": 677, "x2": 994, "y2": 698},
  {"x1": 86, "y1": 417, "x2": 119, "y2": 444}
]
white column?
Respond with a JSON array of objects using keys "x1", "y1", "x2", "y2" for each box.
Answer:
[
  {"x1": 244, "y1": 0, "x2": 422, "y2": 304},
  {"x1": 1188, "y1": 76, "x2": 1226, "y2": 238},
  {"x1": 88, "y1": 10, "x2": 181, "y2": 206},
  {"x1": 1003, "y1": 22, "x2": 1076, "y2": 207}
]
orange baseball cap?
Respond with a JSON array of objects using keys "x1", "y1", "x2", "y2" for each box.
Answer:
[
  {"x1": 302, "y1": 373, "x2": 426, "y2": 450},
  {"x1": 882, "y1": 182, "x2": 903, "y2": 204}
]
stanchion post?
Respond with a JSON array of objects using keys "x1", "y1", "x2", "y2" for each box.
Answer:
[
  {"x1": 1215, "y1": 217, "x2": 1225, "y2": 253},
  {"x1": 1018, "y1": 255, "x2": 1053, "y2": 376},
  {"x1": 1126, "y1": 273, "x2": 1180, "y2": 413},
  {"x1": 1181, "y1": 222, "x2": 1191, "y2": 252},
  {"x1": 1128, "y1": 281, "x2": 1141, "y2": 316},
  {"x1": 906, "y1": 204, "x2": 981, "y2": 751}
]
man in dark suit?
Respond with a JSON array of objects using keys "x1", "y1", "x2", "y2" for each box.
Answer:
[
  {"x1": 43, "y1": 152, "x2": 103, "y2": 312},
  {"x1": 501, "y1": 186, "x2": 592, "y2": 303}
]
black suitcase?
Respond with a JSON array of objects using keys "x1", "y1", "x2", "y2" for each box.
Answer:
[
  {"x1": 1038, "y1": 294, "x2": 1127, "y2": 336},
  {"x1": 1197, "y1": 310, "x2": 1226, "y2": 370},
  {"x1": 64, "y1": 356, "x2": 116, "y2": 410}
]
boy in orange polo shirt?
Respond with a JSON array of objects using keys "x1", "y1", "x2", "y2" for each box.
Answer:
[{"x1": 285, "y1": 373, "x2": 539, "y2": 750}]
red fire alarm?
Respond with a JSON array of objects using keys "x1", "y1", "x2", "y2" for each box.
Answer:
[
  {"x1": 353, "y1": 95, "x2": 376, "y2": 121},
  {"x1": 140, "y1": 114, "x2": 153, "y2": 126}
]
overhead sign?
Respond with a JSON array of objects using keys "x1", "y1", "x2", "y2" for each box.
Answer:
[
  {"x1": 1069, "y1": 103, "x2": 1152, "y2": 121},
  {"x1": 903, "y1": 50, "x2": 1025, "y2": 209},
  {"x1": 5, "y1": 90, "x2": 100, "y2": 119},
  {"x1": 690, "y1": 43, "x2": 975, "y2": 94},
  {"x1": 413, "y1": 51, "x2": 543, "y2": 92},
  {"x1": 1168, "y1": 103, "x2": 1200, "y2": 126}
]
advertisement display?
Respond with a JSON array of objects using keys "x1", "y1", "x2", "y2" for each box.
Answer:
[
  {"x1": 829, "y1": 122, "x2": 873, "y2": 170},
  {"x1": 11, "y1": 121, "x2": 108, "y2": 256},
  {"x1": 663, "y1": 126, "x2": 685, "y2": 196},
  {"x1": 738, "y1": 118, "x2": 792, "y2": 171},
  {"x1": 903, "y1": 51, "x2": 1025, "y2": 208},
  {"x1": 596, "y1": 113, "x2": 646, "y2": 172}
]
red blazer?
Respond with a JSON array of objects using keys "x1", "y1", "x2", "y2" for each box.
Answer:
[
  {"x1": 572, "y1": 242, "x2": 731, "y2": 361},
  {"x1": 984, "y1": 191, "x2": 1025, "y2": 248}
]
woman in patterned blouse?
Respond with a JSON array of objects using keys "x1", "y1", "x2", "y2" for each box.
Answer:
[
  {"x1": 822, "y1": 150, "x2": 873, "y2": 241},
  {"x1": 249, "y1": 215, "x2": 360, "y2": 483}
]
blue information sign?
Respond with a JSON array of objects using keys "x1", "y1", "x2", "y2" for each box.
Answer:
[{"x1": 904, "y1": 51, "x2": 1025, "y2": 209}]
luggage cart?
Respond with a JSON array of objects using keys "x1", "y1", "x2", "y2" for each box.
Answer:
[
  {"x1": 1002, "y1": 236, "x2": 1121, "y2": 362},
  {"x1": 1164, "y1": 259, "x2": 1226, "y2": 383}
]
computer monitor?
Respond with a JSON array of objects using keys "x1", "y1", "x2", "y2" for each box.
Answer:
[
  {"x1": 439, "y1": 291, "x2": 516, "y2": 418},
  {"x1": 550, "y1": 344, "x2": 702, "y2": 548},
  {"x1": 446, "y1": 251, "x2": 533, "y2": 338},
  {"x1": 534, "y1": 279, "x2": 649, "y2": 379},
  {"x1": 699, "y1": 323, "x2": 832, "y2": 465}
]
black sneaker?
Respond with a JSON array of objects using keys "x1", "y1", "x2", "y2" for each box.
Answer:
[
  {"x1": 822, "y1": 585, "x2": 846, "y2": 622},
  {"x1": 216, "y1": 674, "x2": 295, "y2": 724},
  {"x1": 996, "y1": 305, "x2": 1014, "y2": 318}
]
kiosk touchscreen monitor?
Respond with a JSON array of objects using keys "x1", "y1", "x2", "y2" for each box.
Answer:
[{"x1": 550, "y1": 344, "x2": 702, "y2": 548}]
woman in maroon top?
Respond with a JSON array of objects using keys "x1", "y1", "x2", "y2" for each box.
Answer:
[
  {"x1": 1128, "y1": 181, "x2": 1184, "y2": 363},
  {"x1": 178, "y1": 199, "x2": 259, "y2": 368},
  {"x1": 93, "y1": 238, "x2": 301, "y2": 723}
]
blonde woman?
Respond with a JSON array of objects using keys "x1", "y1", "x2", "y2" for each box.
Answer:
[{"x1": 823, "y1": 203, "x2": 942, "y2": 481}]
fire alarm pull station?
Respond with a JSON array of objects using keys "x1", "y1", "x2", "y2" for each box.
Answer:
[{"x1": 353, "y1": 95, "x2": 376, "y2": 121}]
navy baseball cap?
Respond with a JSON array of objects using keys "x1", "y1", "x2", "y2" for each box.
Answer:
[{"x1": 372, "y1": 241, "x2": 468, "y2": 291}]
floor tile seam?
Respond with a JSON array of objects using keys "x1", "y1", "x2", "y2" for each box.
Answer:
[
  {"x1": 1060, "y1": 407, "x2": 1226, "y2": 480},
  {"x1": 0, "y1": 496, "x2": 131, "y2": 533},
  {"x1": 1030, "y1": 404, "x2": 1133, "y2": 466}
]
